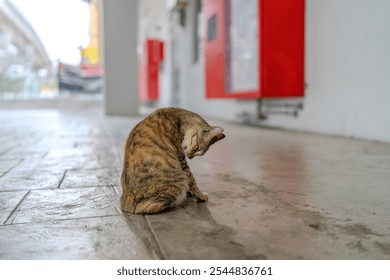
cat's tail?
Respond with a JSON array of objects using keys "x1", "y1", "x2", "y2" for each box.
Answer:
[{"x1": 120, "y1": 193, "x2": 136, "y2": 213}]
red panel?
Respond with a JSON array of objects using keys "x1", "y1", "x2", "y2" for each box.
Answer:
[
  {"x1": 260, "y1": 0, "x2": 304, "y2": 98},
  {"x1": 139, "y1": 39, "x2": 164, "y2": 101},
  {"x1": 204, "y1": 0, "x2": 304, "y2": 99}
]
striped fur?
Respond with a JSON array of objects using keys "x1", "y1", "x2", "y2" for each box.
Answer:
[{"x1": 120, "y1": 107, "x2": 225, "y2": 214}]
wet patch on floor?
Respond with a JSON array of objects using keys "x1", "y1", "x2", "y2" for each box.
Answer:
[
  {"x1": 336, "y1": 223, "x2": 381, "y2": 238},
  {"x1": 143, "y1": 198, "x2": 270, "y2": 260},
  {"x1": 374, "y1": 241, "x2": 390, "y2": 255},
  {"x1": 346, "y1": 239, "x2": 367, "y2": 252},
  {"x1": 208, "y1": 172, "x2": 390, "y2": 259}
]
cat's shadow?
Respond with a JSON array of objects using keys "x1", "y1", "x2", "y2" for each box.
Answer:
[{"x1": 121, "y1": 197, "x2": 266, "y2": 259}]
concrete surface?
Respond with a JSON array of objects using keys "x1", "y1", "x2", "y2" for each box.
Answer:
[{"x1": 0, "y1": 94, "x2": 389, "y2": 259}]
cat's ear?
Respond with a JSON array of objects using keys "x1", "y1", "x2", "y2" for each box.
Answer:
[
  {"x1": 204, "y1": 126, "x2": 225, "y2": 144},
  {"x1": 207, "y1": 126, "x2": 224, "y2": 137}
]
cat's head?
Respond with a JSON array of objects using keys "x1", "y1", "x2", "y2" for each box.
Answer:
[{"x1": 182, "y1": 126, "x2": 225, "y2": 159}]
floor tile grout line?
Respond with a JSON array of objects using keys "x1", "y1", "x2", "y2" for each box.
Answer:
[
  {"x1": 3, "y1": 190, "x2": 31, "y2": 225},
  {"x1": 6, "y1": 213, "x2": 122, "y2": 227},
  {"x1": 277, "y1": 190, "x2": 307, "y2": 196},
  {"x1": 0, "y1": 158, "x2": 24, "y2": 179},
  {"x1": 57, "y1": 169, "x2": 68, "y2": 188},
  {"x1": 0, "y1": 184, "x2": 117, "y2": 193},
  {"x1": 144, "y1": 216, "x2": 168, "y2": 260},
  {"x1": 40, "y1": 149, "x2": 50, "y2": 159}
]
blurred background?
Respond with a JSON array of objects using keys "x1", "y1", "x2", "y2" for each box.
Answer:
[
  {"x1": 0, "y1": 0, "x2": 102, "y2": 99},
  {"x1": 1, "y1": 0, "x2": 390, "y2": 262},
  {"x1": 1, "y1": 0, "x2": 389, "y2": 143}
]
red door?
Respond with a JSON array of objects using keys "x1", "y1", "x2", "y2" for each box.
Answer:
[
  {"x1": 203, "y1": 0, "x2": 226, "y2": 98},
  {"x1": 139, "y1": 39, "x2": 164, "y2": 101}
]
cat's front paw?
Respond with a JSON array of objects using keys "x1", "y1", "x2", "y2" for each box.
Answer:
[{"x1": 196, "y1": 193, "x2": 208, "y2": 203}]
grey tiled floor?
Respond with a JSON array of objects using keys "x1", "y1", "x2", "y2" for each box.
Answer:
[{"x1": 0, "y1": 94, "x2": 389, "y2": 259}]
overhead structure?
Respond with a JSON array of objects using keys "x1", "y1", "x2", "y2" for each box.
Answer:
[{"x1": 0, "y1": 0, "x2": 51, "y2": 71}]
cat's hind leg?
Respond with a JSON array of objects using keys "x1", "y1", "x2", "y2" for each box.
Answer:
[{"x1": 134, "y1": 196, "x2": 173, "y2": 214}]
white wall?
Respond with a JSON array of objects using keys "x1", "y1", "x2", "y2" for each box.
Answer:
[{"x1": 140, "y1": 0, "x2": 390, "y2": 143}]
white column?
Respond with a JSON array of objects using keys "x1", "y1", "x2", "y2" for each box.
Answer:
[{"x1": 101, "y1": 0, "x2": 139, "y2": 115}]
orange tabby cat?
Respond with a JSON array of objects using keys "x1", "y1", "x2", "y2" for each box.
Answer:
[{"x1": 120, "y1": 107, "x2": 225, "y2": 214}]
